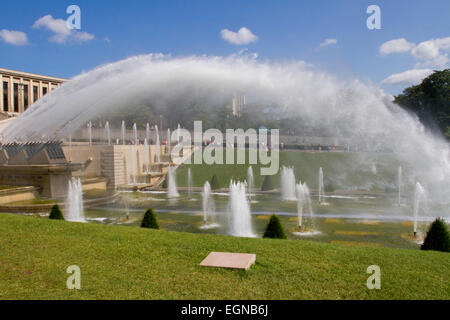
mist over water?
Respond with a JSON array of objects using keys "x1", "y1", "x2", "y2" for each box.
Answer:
[{"x1": 1, "y1": 53, "x2": 449, "y2": 203}]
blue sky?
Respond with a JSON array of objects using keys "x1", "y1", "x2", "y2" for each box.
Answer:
[{"x1": 1, "y1": 0, "x2": 449, "y2": 95}]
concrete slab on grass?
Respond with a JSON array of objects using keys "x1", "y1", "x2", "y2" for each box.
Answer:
[{"x1": 200, "y1": 252, "x2": 256, "y2": 270}]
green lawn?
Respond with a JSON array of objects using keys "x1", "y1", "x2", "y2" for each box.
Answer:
[{"x1": 0, "y1": 213, "x2": 448, "y2": 300}]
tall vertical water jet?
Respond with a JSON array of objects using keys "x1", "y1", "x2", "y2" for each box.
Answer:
[
  {"x1": 167, "y1": 166, "x2": 179, "y2": 198},
  {"x1": 133, "y1": 123, "x2": 138, "y2": 145},
  {"x1": 187, "y1": 168, "x2": 193, "y2": 199},
  {"x1": 413, "y1": 182, "x2": 426, "y2": 237},
  {"x1": 201, "y1": 181, "x2": 215, "y2": 225},
  {"x1": 398, "y1": 166, "x2": 402, "y2": 206},
  {"x1": 247, "y1": 166, "x2": 254, "y2": 201},
  {"x1": 146, "y1": 123, "x2": 150, "y2": 142},
  {"x1": 65, "y1": 178, "x2": 85, "y2": 222},
  {"x1": 121, "y1": 121, "x2": 126, "y2": 145},
  {"x1": 281, "y1": 166, "x2": 296, "y2": 200},
  {"x1": 295, "y1": 182, "x2": 313, "y2": 230},
  {"x1": 227, "y1": 181, "x2": 255, "y2": 237},
  {"x1": 104, "y1": 121, "x2": 111, "y2": 145},
  {"x1": 88, "y1": 121, "x2": 92, "y2": 146},
  {"x1": 154, "y1": 125, "x2": 161, "y2": 163},
  {"x1": 318, "y1": 167, "x2": 325, "y2": 204}
]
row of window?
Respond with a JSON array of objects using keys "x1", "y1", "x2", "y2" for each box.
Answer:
[{"x1": 2, "y1": 81, "x2": 50, "y2": 112}]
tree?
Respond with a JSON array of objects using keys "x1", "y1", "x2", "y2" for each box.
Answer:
[
  {"x1": 49, "y1": 204, "x2": 64, "y2": 220},
  {"x1": 263, "y1": 214, "x2": 287, "y2": 239},
  {"x1": 394, "y1": 69, "x2": 450, "y2": 139},
  {"x1": 210, "y1": 174, "x2": 220, "y2": 190},
  {"x1": 141, "y1": 208, "x2": 160, "y2": 229},
  {"x1": 261, "y1": 175, "x2": 274, "y2": 191},
  {"x1": 421, "y1": 218, "x2": 450, "y2": 252}
]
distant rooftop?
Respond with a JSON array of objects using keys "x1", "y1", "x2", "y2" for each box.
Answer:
[{"x1": 0, "y1": 67, "x2": 67, "y2": 83}]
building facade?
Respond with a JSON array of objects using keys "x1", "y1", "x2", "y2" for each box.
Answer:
[
  {"x1": 0, "y1": 68, "x2": 66, "y2": 118},
  {"x1": 232, "y1": 91, "x2": 246, "y2": 117}
]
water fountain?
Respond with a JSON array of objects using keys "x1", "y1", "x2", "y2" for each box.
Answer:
[
  {"x1": 65, "y1": 178, "x2": 85, "y2": 222},
  {"x1": 318, "y1": 167, "x2": 325, "y2": 204},
  {"x1": 104, "y1": 121, "x2": 111, "y2": 145},
  {"x1": 398, "y1": 166, "x2": 402, "y2": 206},
  {"x1": 201, "y1": 181, "x2": 217, "y2": 227},
  {"x1": 133, "y1": 123, "x2": 138, "y2": 145},
  {"x1": 413, "y1": 182, "x2": 426, "y2": 237},
  {"x1": 154, "y1": 125, "x2": 161, "y2": 163},
  {"x1": 121, "y1": 120, "x2": 126, "y2": 145},
  {"x1": 187, "y1": 168, "x2": 193, "y2": 199},
  {"x1": 226, "y1": 181, "x2": 255, "y2": 237},
  {"x1": 247, "y1": 166, "x2": 254, "y2": 202},
  {"x1": 281, "y1": 166, "x2": 296, "y2": 200},
  {"x1": 167, "y1": 166, "x2": 179, "y2": 198},
  {"x1": 146, "y1": 123, "x2": 150, "y2": 142},
  {"x1": 88, "y1": 121, "x2": 92, "y2": 146}
]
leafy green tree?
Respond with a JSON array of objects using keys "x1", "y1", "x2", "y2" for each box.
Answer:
[
  {"x1": 49, "y1": 204, "x2": 64, "y2": 220},
  {"x1": 141, "y1": 208, "x2": 160, "y2": 229},
  {"x1": 394, "y1": 69, "x2": 450, "y2": 139},
  {"x1": 261, "y1": 175, "x2": 274, "y2": 191},
  {"x1": 210, "y1": 174, "x2": 220, "y2": 190},
  {"x1": 263, "y1": 214, "x2": 287, "y2": 239},
  {"x1": 421, "y1": 218, "x2": 450, "y2": 252}
]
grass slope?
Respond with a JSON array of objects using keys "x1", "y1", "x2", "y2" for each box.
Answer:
[{"x1": 0, "y1": 213, "x2": 448, "y2": 300}]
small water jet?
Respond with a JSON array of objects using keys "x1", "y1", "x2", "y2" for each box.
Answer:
[
  {"x1": 121, "y1": 120, "x2": 126, "y2": 145},
  {"x1": 146, "y1": 123, "x2": 150, "y2": 142},
  {"x1": 65, "y1": 178, "x2": 85, "y2": 222},
  {"x1": 154, "y1": 125, "x2": 161, "y2": 163},
  {"x1": 88, "y1": 121, "x2": 92, "y2": 146},
  {"x1": 226, "y1": 180, "x2": 255, "y2": 237},
  {"x1": 187, "y1": 168, "x2": 193, "y2": 199},
  {"x1": 132, "y1": 123, "x2": 138, "y2": 145},
  {"x1": 398, "y1": 166, "x2": 402, "y2": 206},
  {"x1": 280, "y1": 166, "x2": 296, "y2": 200},
  {"x1": 200, "y1": 181, "x2": 218, "y2": 228},
  {"x1": 167, "y1": 166, "x2": 179, "y2": 198},
  {"x1": 104, "y1": 121, "x2": 111, "y2": 145},
  {"x1": 413, "y1": 182, "x2": 426, "y2": 237},
  {"x1": 247, "y1": 166, "x2": 254, "y2": 201},
  {"x1": 318, "y1": 167, "x2": 325, "y2": 204}
]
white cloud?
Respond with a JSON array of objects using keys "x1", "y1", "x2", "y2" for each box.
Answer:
[
  {"x1": 411, "y1": 37, "x2": 450, "y2": 60},
  {"x1": 319, "y1": 38, "x2": 337, "y2": 48},
  {"x1": 33, "y1": 14, "x2": 94, "y2": 44},
  {"x1": 379, "y1": 38, "x2": 415, "y2": 55},
  {"x1": 104, "y1": 37, "x2": 111, "y2": 43},
  {"x1": 221, "y1": 27, "x2": 258, "y2": 45},
  {"x1": 0, "y1": 29, "x2": 28, "y2": 46},
  {"x1": 381, "y1": 69, "x2": 434, "y2": 86}
]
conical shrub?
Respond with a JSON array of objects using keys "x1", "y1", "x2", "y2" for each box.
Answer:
[
  {"x1": 261, "y1": 175, "x2": 274, "y2": 191},
  {"x1": 421, "y1": 218, "x2": 450, "y2": 252},
  {"x1": 49, "y1": 204, "x2": 64, "y2": 220},
  {"x1": 141, "y1": 208, "x2": 160, "y2": 229},
  {"x1": 210, "y1": 174, "x2": 220, "y2": 190},
  {"x1": 263, "y1": 214, "x2": 287, "y2": 239}
]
